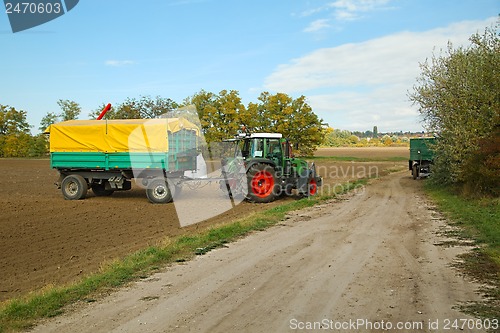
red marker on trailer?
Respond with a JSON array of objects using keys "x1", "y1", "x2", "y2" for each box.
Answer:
[{"x1": 96, "y1": 103, "x2": 111, "y2": 120}]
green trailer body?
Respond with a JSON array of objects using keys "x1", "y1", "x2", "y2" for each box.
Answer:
[
  {"x1": 409, "y1": 137, "x2": 435, "y2": 162},
  {"x1": 409, "y1": 137, "x2": 436, "y2": 179},
  {"x1": 50, "y1": 129, "x2": 198, "y2": 171},
  {"x1": 46, "y1": 119, "x2": 201, "y2": 203}
]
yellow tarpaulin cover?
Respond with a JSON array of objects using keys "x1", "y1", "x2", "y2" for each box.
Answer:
[{"x1": 45, "y1": 118, "x2": 200, "y2": 153}]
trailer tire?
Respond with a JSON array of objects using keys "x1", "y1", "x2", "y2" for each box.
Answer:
[
  {"x1": 146, "y1": 178, "x2": 173, "y2": 204},
  {"x1": 91, "y1": 182, "x2": 114, "y2": 196},
  {"x1": 61, "y1": 174, "x2": 88, "y2": 200},
  {"x1": 412, "y1": 165, "x2": 419, "y2": 180}
]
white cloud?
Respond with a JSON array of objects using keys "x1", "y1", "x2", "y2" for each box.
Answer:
[
  {"x1": 105, "y1": 60, "x2": 136, "y2": 67},
  {"x1": 264, "y1": 17, "x2": 496, "y2": 131},
  {"x1": 328, "y1": 0, "x2": 392, "y2": 21},
  {"x1": 304, "y1": 19, "x2": 332, "y2": 33},
  {"x1": 300, "y1": 0, "x2": 392, "y2": 22}
]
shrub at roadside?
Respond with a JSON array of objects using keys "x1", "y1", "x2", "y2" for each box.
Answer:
[{"x1": 410, "y1": 22, "x2": 500, "y2": 196}]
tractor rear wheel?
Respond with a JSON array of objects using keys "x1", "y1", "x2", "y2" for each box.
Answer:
[
  {"x1": 308, "y1": 177, "x2": 318, "y2": 196},
  {"x1": 246, "y1": 164, "x2": 278, "y2": 203}
]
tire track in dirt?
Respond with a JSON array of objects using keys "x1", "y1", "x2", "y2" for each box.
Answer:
[{"x1": 33, "y1": 171, "x2": 485, "y2": 333}]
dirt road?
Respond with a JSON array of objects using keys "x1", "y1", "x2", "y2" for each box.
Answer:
[{"x1": 33, "y1": 171, "x2": 485, "y2": 333}]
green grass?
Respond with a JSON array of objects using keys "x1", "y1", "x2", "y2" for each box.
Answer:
[
  {"x1": 424, "y1": 182, "x2": 500, "y2": 321},
  {"x1": 425, "y1": 183, "x2": 500, "y2": 262},
  {"x1": 0, "y1": 178, "x2": 368, "y2": 333},
  {"x1": 307, "y1": 155, "x2": 408, "y2": 162}
]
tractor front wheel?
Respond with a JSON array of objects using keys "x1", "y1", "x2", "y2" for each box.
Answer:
[{"x1": 246, "y1": 164, "x2": 278, "y2": 203}]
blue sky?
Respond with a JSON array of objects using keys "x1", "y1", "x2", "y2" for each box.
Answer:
[{"x1": 1, "y1": 0, "x2": 498, "y2": 134}]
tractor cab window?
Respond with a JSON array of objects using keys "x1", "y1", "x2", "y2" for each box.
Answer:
[
  {"x1": 266, "y1": 139, "x2": 281, "y2": 158},
  {"x1": 267, "y1": 138, "x2": 282, "y2": 166},
  {"x1": 251, "y1": 138, "x2": 265, "y2": 158}
]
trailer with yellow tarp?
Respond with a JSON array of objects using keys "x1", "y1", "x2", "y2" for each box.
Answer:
[{"x1": 45, "y1": 118, "x2": 201, "y2": 203}]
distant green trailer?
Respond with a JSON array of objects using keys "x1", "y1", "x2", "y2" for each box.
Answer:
[{"x1": 409, "y1": 137, "x2": 435, "y2": 179}]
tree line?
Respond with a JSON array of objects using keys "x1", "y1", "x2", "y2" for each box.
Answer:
[
  {"x1": 0, "y1": 91, "x2": 325, "y2": 157},
  {"x1": 323, "y1": 128, "x2": 412, "y2": 147}
]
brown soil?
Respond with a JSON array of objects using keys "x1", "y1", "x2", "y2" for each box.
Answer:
[
  {"x1": 0, "y1": 149, "x2": 405, "y2": 302},
  {"x1": 315, "y1": 146, "x2": 408, "y2": 158}
]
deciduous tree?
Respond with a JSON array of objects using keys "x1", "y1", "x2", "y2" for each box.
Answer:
[
  {"x1": 409, "y1": 23, "x2": 500, "y2": 194},
  {"x1": 0, "y1": 105, "x2": 33, "y2": 157},
  {"x1": 248, "y1": 92, "x2": 324, "y2": 155},
  {"x1": 39, "y1": 112, "x2": 59, "y2": 132},
  {"x1": 89, "y1": 96, "x2": 179, "y2": 120},
  {"x1": 57, "y1": 99, "x2": 81, "y2": 121}
]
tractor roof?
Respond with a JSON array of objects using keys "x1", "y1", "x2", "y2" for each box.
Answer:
[
  {"x1": 249, "y1": 133, "x2": 282, "y2": 139},
  {"x1": 224, "y1": 132, "x2": 283, "y2": 142}
]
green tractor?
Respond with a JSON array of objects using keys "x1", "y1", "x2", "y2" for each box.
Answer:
[{"x1": 220, "y1": 132, "x2": 322, "y2": 203}]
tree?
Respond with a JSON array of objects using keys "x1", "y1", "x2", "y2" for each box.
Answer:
[
  {"x1": 185, "y1": 89, "x2": 246, "y2": 144},
  {"x1": 348, "y1": 134, "x2": 360, "y2": 145},
  {"x1": 409, "y1": 23, "x2": 500, "y2": 194},
  {"x1": 0, "y1": 105, "x2": 33, "y2": 157},
  {"x1": 323, "y1": 128, "x2": 352, "y2": 147},
  {"x1": 57, "y1": 99, "x2": 81, "y2": 121},
  {"x1": 39, "y1": 112, "x2": 59, "y2": 132},
  {"x1": 382, "y1": 134, "x2": 392, "y2": 146},
  {"x1": 89, "y1": 96, "x2": 179, "y2": 120},
  {"x1": 113, "y1": 98, "x2": 142, "y2": 119},
  {"x1": 248, "y1": 92, "x2": 324, "y2": 156},
  {"x1": 138, "y1": 95, "x2": 179, "y2": 118},
  {"x1": 29, "y1": 134, "x2": 49, "y2": 157},
  {"x1": 0, "y1": 105, "x2": 31, "y2": 135}
]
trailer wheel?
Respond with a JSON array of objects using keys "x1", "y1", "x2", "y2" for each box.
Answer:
[
  {"x1": 61, "y1": 174, "x2": 88, "y2": 200},
  {"x1": 146, "y1": 178, "x2": 173, "y2": 204},
  {"x1": 91, "y1": 182, "x2": 114, "y2": 196},
  {"x1": 246, "y1": 164, "x2": 277, "y2": 203},
  {"x1": 412, "y1": 165, "x2": 419, "y2": 180}
]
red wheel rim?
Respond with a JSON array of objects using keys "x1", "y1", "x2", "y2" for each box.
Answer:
[
  {"x1": 309, "y1": 178, "x2": 318, "y2": 196},
  {"x1": 251, "y1": 171, "x2": 274, "y2": 198}
]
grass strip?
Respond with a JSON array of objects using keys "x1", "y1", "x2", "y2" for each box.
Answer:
[
  {"x1": 0, "y1": 178, "x2": 368, "y2": 333},
  {"x1": 306, "y1": 155, "x2": 408, "y2": 162},
  {"x1": 424, "y1": 183, "x2": 500, "y2": 262},
  {"x1": 424, "y1": 182, "x2": 500, "y2": 321}
]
